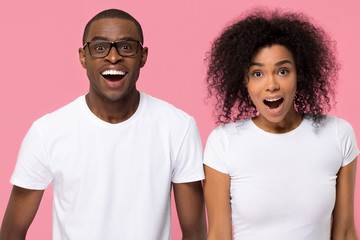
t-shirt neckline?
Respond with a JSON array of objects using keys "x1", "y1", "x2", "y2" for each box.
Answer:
[
  {"x1": 79, "y1": 92, "x2": 144, "y2": 128},
  {"x1": 249, "y1": 117, "x2": 306, "y2": 137}
]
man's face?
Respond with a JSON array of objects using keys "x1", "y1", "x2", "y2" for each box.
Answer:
[{"x1": 79, "y1": 18, "x2": 148, "y2": 102}]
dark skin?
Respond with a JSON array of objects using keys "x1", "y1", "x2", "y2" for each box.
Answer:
[
  {"x1": 174, "y1": 182, "x2": 207, "y2": 240},
  {"x1": 0, "y1": 187, "x2": 44, "y2": 240},
  {"x1": 0, "y1": 17, "x2": 207, "y2": 240},
  {"x1": 79, "y1": 18, "x2": 148, "y2": 123}
]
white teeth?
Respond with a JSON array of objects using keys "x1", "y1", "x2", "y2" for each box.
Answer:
[
  {"x1": 265, "y1": 98, "x2": 282, "y2": 102},
  {"x1": 101, "y1": 70, "x2": 125, "y2": 75}
]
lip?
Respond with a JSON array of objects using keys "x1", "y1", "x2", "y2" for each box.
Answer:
[
  {"x1": 101, "y1": 74, "x2": 126, "y2": 88},
  {"x1": 100, "y1": 65, "x2": 128, "y2": 74},
  {"x1": 99, "y1": 65, "x2": 128, "y2": 88},
  {"x1": 262, "y1": 95, "x2": 284, "y2": 114},
  {"x1": 263, "y1": 95, "x2": 283, "y2": 102},
  {"x1": 101, "y1": 69, "x2": 126, "y2": 75}
]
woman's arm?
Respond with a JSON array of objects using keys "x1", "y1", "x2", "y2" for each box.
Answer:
[
  {"x1": 331, "y1": 157, "x2": 358, "y2": 240},
  {"x1": 204, "y1": 165, "x2": 232, "y2": 240}
]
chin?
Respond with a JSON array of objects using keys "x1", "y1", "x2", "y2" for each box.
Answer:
[
  {"x1": 99, "y1": 89, "x2": 130, "y2": 102},
  {"x1": 102, "y1": 95, "x2": 125, "y2": 102},
  {"x1": 258, "y1": 112, "x2": 287, "y2": 123}
]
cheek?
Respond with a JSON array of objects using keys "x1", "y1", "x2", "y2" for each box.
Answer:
[
  {"x1": 85, "y1": 61, "x2": 98, "y2": 74},
  {"x1": 289, "y1": 81, "x2": 298, "y2": 95},
  {"x1": 86, "y1": 67, "x2": 99, "y2": 83},
  {"x1": 290, "y1": 75, "x2": 298, "y2": 90},
  {"x1": 246, "y1": 85, "x2": 261, "y2": 103},
  {"x1": 247, "y1": 91, "x2": 262, "y2": 110}
]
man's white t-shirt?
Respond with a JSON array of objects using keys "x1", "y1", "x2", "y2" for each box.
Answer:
[
  {"x1": 11, "y1": 92, "x2": 204, "y2": 240},
  {"x1": 204, "y1": 116, "x2": 359, "y2": 240}
]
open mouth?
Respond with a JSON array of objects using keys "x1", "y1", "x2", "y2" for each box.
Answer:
[
  {"x1": 101, "y1": 70, "x2": 126, "y2": 82},
  {"x1": 264, "y1": 98, "x2": 284, "y2": 109}
]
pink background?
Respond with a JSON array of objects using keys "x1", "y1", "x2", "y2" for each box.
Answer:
[{"x1": 0, "y1": 0, "x2": 359, "y2": 238}]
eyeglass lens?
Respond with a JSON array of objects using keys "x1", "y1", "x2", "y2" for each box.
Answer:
[{"x1": 88, "y1": 41, "x2": 138, "y2": 57}]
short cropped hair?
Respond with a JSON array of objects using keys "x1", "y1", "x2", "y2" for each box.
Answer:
[
  {"x1": 206, "y1": 9, "x2": 339, "y2": 125},
  {"x1": 82, "y1": 9, "x2": 144, "y2": 45}
]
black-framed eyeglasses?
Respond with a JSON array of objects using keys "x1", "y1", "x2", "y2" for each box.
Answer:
[{"x1": 83, "y1": 39, "x2": 143, "y2": 58}]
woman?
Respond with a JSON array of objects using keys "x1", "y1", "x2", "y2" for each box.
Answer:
[{"x1": 203, "y1": 9, "x2": 358, "y2": 240}]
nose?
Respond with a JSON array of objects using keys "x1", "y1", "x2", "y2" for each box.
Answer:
[
  {"x1": 266, "y1": 75, "x2": 280, "y2": 92},
  {"x1": 105, "y1": 45, "x2": 123, "y2": 63}
]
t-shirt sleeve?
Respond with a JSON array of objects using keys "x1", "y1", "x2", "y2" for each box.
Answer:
[
  {"x1": 336, "y1": 118, "x2": 359, "y2": 167},
  {"x1": 171, "y1": 117, "x2": 204, "y2": 183},
  {"x1": 10, "y1": 122, "x2": 53, "y2": 190},
  {"x1": 203, "y1": 127, "x2": 229, "y2": 174}
]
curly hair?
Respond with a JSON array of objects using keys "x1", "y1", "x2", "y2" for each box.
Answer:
[{"x1": 206, "y1": 9, "x2": 339, "y2": 125}]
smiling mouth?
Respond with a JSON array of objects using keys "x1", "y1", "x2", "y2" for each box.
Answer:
[
  {"x1": 264, "y1": 98, "x2": 284, "y2": 109},
  {"x1": 101, "y1": 70, "x2": 126, "y2": 81}
]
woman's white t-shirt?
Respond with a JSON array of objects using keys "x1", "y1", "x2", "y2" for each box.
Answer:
[{"x1": 204, "y1": 116, "x2": 359, "y2": 240}]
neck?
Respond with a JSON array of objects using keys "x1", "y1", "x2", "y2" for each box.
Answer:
[
  {"x1": 85, "y1": 90, "x2": 140, "y2": 124},
  {"x1": 253, "y1": 108, "x2": 303, "y2": 134}
]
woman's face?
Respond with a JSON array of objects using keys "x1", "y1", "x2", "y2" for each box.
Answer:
[{"x1": 245, "y1": 44, "x2": 300, "y2": 132}]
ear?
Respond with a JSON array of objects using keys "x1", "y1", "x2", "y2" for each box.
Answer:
[
  {"x1": 140, "y1": 47, "x2": 148, "y2": 68},
  {"x1": 79, "y1": 48, "x2": 87, "y2": 69}
]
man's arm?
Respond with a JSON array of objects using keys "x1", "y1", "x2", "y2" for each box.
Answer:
[
  {"x1": 331, "y1": 158, "x2": 358, "y2": 240},
  {"x1": 203, "y1": 165, "x2": 232, "y2": 240},
  {"x1": 0, "y1": 186, "x2": 44, "y2": 240},
  {"x1": 173, "y1": 181, "x2": 207, "y2": 240}
]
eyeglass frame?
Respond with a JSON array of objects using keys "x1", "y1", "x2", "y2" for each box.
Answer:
[{"x1": 83, "y1": 39, "x2": 143, "y2": 58}]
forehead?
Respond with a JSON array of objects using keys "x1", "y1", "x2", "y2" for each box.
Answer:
[
  {"x1": 86, "y1": 18, "x2": 140, "y2": 42},
  {"x1": 251, "y1": 45, "x2": 294, "y2": 63}
]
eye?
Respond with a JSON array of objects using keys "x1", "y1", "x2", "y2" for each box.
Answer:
[
  {"x1": 121, "y1": 44, "x2": 132, "y2": 50},
  {"x1": 91, "y1": 43, "x2": 108, "y2": 53},
  {"x1": 252, "y1": 71, "x2": 263, "y2": 78},
  {"x1": 118, "y1": 42, "x2": 136, "y2": 53},
  {"x1": 278, "y1": 69, "x2": 288, "y2": 76},
  {"x1": 96, "y1": 45, "x2": 105, "y2": 51}
]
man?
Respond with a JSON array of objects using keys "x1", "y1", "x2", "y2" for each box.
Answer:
[{"x1": 0, "y1": 9, "x2": 206, "y2": 240}]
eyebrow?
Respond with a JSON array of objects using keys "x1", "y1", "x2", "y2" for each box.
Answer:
[
  {"x1": 249, "y1": 62, "x2": 264, "y2": 67},
  {"x1": 89, "y1": 36, "x2": 138, "y2": 42},
  {"x1": 275, "y1": 60, "x2": 292, "y2": 66},
  {"x1": 249, "y1": 60, "x2": 293, "y2": 67}
]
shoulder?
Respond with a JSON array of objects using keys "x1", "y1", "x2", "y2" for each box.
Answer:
[
  {"x1": 313, "y1": 115, "x2": 358, "y2": 151},
  {"x1": 322, "y1": 116, "x2": 359, "y2": 166},
  {"x1": 140, "y1": 92, "x2": 194, "y2": 125},
  {"x1": 331, "y1": 116, "x2": 355, "y2": 131},
  {"x1": 314, "y1": 115, "x2": 355, "y2": 133},
  {"x1": 209, "y1": 119, "x2": 252, "y2": 137},
  {"x1": 34, "y1": 96, "x2": 84, "y2": 128},
  {"x1": 206, "y1": 118, "x2": 252, "y2": 146},
  {"x1": 323, "y1": 115, "x2": 357, "y2": 139}
]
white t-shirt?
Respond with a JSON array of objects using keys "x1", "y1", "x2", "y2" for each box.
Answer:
[
  {"x1": 11, "y1": 92, "x2": 204, "y2": 240},
  {"x1": 203, "y1": 116, "x2": 359, "y2": 240}
]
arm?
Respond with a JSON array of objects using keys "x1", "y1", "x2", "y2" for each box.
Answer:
[
  {"x1": 173, "y1": 181, "x2": 207, "y2": 240},
  {"x1": 203, "y1": 165, "x2": 232, "y2": 240},
  {"x1": 331, "y1": 158, "x2": 358, "y2": 240},
  {"x1": 0, "y1": 186, "x2": 44, "y2": 240}
]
